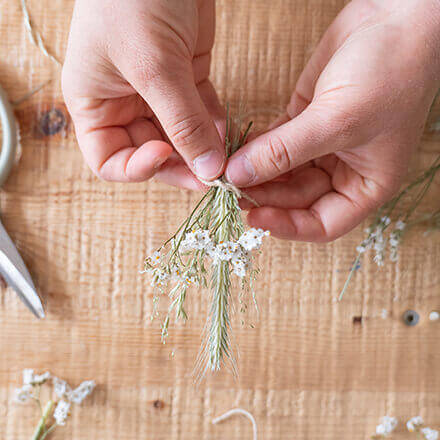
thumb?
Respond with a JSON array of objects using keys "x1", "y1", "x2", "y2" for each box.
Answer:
[
  {"x1": 225, "y1": 101, "x2": 364, "y2": 187},
  {"x1": 133, "y1": 66, "x2": 225, "y2": 181}
]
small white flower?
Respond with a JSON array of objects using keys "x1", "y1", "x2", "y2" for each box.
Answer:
[
  {"x1": 54, "y1": 400, "x2": 71, "y2": 425},
  {"x1": 389, "y1": 235, "x2": 399, "y2": 248},
  {"x1": 381, "y1": 216, "x2": 391, "y2": 226},
  {"x1": 421, "y1": 427, "x2": 439, "y2": 440},
  {"x1": 429, "y1": 311, "x2": 440, "y2": 321},
  {"x1": 150, "y1": 251, "x2": 162, "y2": 265},
  {"x1": 356, "y1": 244, "x2": 367, "y2": 254},
  {"x1": 238, "y1": 228, "x2": 269, "y2": 251},
  {"x1": 214, "y1": 241, "x2": 240, "y2": 261},
  {"x1": 407, "y1": 416, "x2": 424, "y2": 432},
  {"x1": 205, "y1": 242, "x2": 217, "y2": 259},
  {"x1": 53, "y1": 377, "x2": 72, "y2": 399},
  {"x1": 375, "y1": 416, "x2": 398, "y2": 437},
  {"x1": 14, "y1": 384, "x2": 33, "y2": 402},
  {"x1": 232, "y1": 262, "x2": 247, "y2": 278},
  {"x1": 22, "y1": 369, "x2": 34, "y2": 385},
  {"x1": 23, "y1": 369, "x2": 51, "y2": 385},
  {"x1": 373, "y1": 253, "x2": 385, "y2": 267},
  {"x1": 68, "y1": 380, "x2": 96, "y2": 404},
  {"x1": 151, "y1": 269, "x2": 170, "y2": 287},
  {"x1": 181, "y1": 229, "x2": 211, "y2": 251},
  {"x1": 374, "y1": 240, "x2": 386, "y2": 252},
  {"x1": 182, "y1": 274, "x2": 197, "y2": 287},
  {"x1": 395, "y1": 220, "x2": 406, "y2": 231}
]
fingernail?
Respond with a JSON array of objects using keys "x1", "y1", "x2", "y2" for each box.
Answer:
[
  {"x1": 193, "y1": 150, "x2": 224, "y2": 180},
  {"x1": 225, "y1": 154, "x2": 256, "y2": 186},
  {"x1": 153, "y1": 156, "x2": 167, "y2": 170}
]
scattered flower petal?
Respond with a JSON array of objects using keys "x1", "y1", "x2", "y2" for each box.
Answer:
[
  {"x1": 407, "y1": 416, "x2": 424, "y2": 432},
  {"x1": 421, "y1": 427, "x2": 439, "y2": 440},
  {"x1": 375, "y1": 416, "x2": 398, "y2": 437},
  {"x1": 69, "y1": 380, "x2": 96, "y2": 404}
]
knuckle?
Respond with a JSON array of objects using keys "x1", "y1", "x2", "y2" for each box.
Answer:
[
  {"x1": 168, "y1": 113, "x2": 210, "y2": 149},
  {"x1": 362, "y1": 175, "x2": 399, "y2": 208},
  {"x1": 266, "y1": 134, "x2": 293, "y2": 174}
]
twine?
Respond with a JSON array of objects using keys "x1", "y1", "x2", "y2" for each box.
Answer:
[
  {"x1": 20, "y1": 0, "x2": 61, "y2": 66},
  {"x1": 199, "y1": 178, "x2": 259, "y2": 207},
  {"x1": 212, "y1": 408, "x2": 258, "y2": 440}
]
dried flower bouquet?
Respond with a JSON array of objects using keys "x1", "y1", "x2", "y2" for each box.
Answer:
[{"x1": 143, "y1": 111, "x2": 270, "y2": 375}]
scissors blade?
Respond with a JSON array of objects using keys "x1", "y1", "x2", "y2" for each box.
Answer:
[{"x1": 0, "y1": 221, "x2": 45, "y2": 319}]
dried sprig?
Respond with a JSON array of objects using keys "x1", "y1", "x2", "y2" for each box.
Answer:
[
  {"x1": 14, "y1": 369, "x2": 95, "y2": 440},
  {"x1": 372, "y1": 416, "x2": 398, "y2": 438},
  {"x1": 340, "y1": 154, "x2": 440, "y2": 300},
  {"x1": 143, "y1": 110, "x2": 269, "y2": 375}
]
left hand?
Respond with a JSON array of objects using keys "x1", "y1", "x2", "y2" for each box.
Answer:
[{"x1": 225, "y1": 0, "x2": 440, "y2": 241}]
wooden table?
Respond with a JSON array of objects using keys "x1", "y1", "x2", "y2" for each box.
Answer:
[{"x1": 0, "y1": 0, "x2": 439, "y2": 438}]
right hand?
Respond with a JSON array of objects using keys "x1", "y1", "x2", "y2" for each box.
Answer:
[{"x1": 62, "y1": 0, "x2": 225, "y2": 189}]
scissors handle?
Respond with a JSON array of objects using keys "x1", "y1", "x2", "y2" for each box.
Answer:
[{"x1": 0, "y1": 84, "x2": 18, "y2": 188}]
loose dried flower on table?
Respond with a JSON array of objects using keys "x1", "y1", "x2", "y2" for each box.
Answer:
[
  {"x1": 142, "y1": 112, "x2": 270, "y2": 377},
  {"x1": 340, "y1": 154, "x2": 440, "y2": 300},
  {"x1": 14, "y1": 369, "x2": 95, "y2": 440}
]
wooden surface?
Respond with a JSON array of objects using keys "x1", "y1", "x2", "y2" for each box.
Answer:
[{"x1": 1, "y1": 0, "x2": 440, "y2": 439}]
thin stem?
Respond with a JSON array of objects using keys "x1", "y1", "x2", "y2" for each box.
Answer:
[
  {"x1": 162, "y1": 190, "x2": 214, "y2": 248},
  {"x1": 31, "y1": 400, "x2": 54, "y2": 440},
  {"x1": 31, "y1": 385, "x2": 43, "y2": 417},
  {"x1": 39, "y1": 423, "x2": 57, "y2": 440},
  {"x1": 338, "y1": 254, "x2": 361, "y2": 301}
]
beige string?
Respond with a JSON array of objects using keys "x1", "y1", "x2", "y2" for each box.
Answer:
[
  {"x1": 20, "y1": 0, "x2": 61, "y2": 66},
  {"x1": 212, "y1": 408, "x2": 258, "y2": 440},
  {"x1": 199, "y1": 178, "x2": 259, "y2": 207}
]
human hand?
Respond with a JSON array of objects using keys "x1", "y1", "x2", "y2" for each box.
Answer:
[
  {"x1": 62, "y1": 0, "x2": 225, "y2": 188},
  {"x1": 225, "y1": 0, "x2": 440, "y2": 241}
]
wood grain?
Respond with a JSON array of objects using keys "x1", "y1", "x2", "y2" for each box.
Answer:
[{"x1": 0, "y1": 0, "x2": 439, "y2": 438}]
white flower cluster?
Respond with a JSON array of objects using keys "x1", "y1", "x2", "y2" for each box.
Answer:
[
  {"x1": 356, "y1": 216, "x2": 407, "y2": 266},
  {"x1": 407, "y1": 416, "x2": 424, "y2": 432},
  {"x1": 375, "y1": 416, "x2": 398, "y2": 437},
  {"x1": 23, "y1": 369, "x2": 51, "y2": 385},
  {"x1": 147, "y1": 228, "x2": 269, "y2": 282},
  {"x1": 14, "y1": 369, "x2": 51, "y2": 402},
  {"x1": 406, "y1": 416, "x2": 439, "y2": 440},
  {"x1": 14, "y1": 370, "x2": 96, "y2": 426},
  {"x1": 421, "y1": 427, "x2": 439, "y2": 440},
  {"x1": 389, "y1": 220, "x2": 406, "y2": 262}
]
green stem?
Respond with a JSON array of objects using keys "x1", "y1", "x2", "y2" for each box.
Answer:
[
  {"x1": 31, "y1": 400, "x2": 54, "y2": 440},
  {"x1": 39, "y1": 424, "x2": 57, "y2": 440},
  {"x1": 338, "y1": 254, "x2": 361, "y2": 301}
]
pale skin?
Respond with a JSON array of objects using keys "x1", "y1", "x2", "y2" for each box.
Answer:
[{"x1": 62, "y1": 0, "x2": 440, "y2": 242}]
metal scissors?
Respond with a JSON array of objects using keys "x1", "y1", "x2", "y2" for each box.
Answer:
[{"x1": 0, "y1": 83, "x2": 45, "y2": 319}]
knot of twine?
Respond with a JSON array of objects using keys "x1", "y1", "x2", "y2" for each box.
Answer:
[{"x1": 199, "y1": 178, "x2": 259, "y2": 207}]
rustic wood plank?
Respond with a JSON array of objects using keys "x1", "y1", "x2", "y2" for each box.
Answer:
[{"x1": 0, "y1": 0, "x2": 439, "y2": 438}]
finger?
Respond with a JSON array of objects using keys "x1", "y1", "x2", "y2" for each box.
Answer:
[
  {"x1": 78, "y1": 124, "x2": 173, "y2": 182},
  {"x1": 154, "y1": 155, "x2": 207, "y2": 191},
  {"x1": 239, "y1": 166, "x2": 331, "y2": 210},
  {"x1": 129, "y1": 64, "x2": 225, "y2": 182},
  {"x1": 197, "y1": 79, "x2": 227, "y2": 142},
  {"x1": 225, "y1": 100, "x2": 364, "y2": 187},
  {"x1": 65, "y1": 93, "x2": 173, "y2": 182},
  {"x1": 290, "y1": 1, "x2": 377, "y2": 114},
  {"x1": 247, "y1": 193, "x2": 364, "y2": 242},
  {"x1": 247, "y1": 164, "x2": 388, "y2": 242}
]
